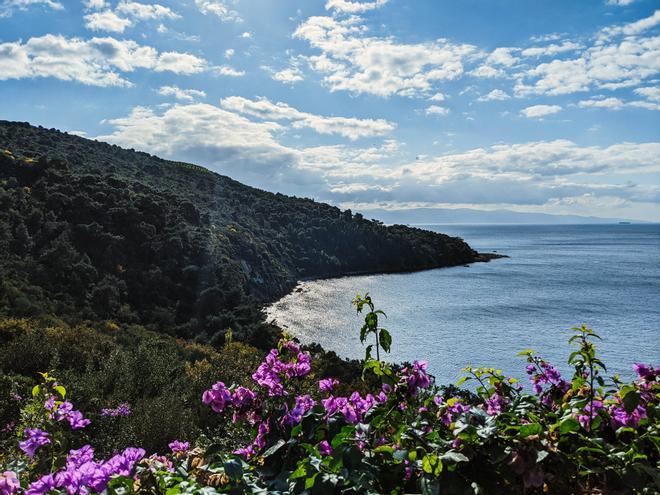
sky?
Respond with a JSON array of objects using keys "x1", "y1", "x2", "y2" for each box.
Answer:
[{"x1": 0, "y1": 0, "x2": 659, "y2": 221}]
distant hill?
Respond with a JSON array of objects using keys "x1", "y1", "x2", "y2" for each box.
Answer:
[
  {"x1": 0, "y1": 121, "x2": 488, "y2": 347},
  {"x1": 360, "y1": 207, "x2": 643, "y2": 225}
]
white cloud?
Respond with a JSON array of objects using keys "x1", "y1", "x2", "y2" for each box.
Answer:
[
  {"x1": 521, "y1": 41, "x2": 582, "y2": 58},
  {"x1": 294, "y1": 15, "x2": 477, "y2": 97},
  {"x1": 429, "y1": 92, "x2": 446, "y2": 101},
  {"x1": 195, "y1": 0, "x2": 241, "y2": 22},
  {"x1": 224, "y1": 48, "x2": 234, "y2": 59},
  {"x1": 157, "y1": 85, "x2": 206, "y2": 101},
  {"x1": 578, "y1": 95, "x2": 660, "y2": 111},
  {"x1": 98, "y1": 104, "x2": 295, "y2": 184},
  {"x1": 0, "y1": 0, "x2": 62, "y2": 17},
  {"x1": 513, "y1": 12, "x2": 660, "y2": 97},
  {"x1": 634, "y1": 86, "x2": 660, "y2": 101},
  {"x1": 272, "y1": 67, "x2": 304, "y2": 84},
  {"x1": 241, "y1": 31, "x2": 251, "y2": 38},
  {"x1": 213, "y1": 65, "x2": 245, "y2": 76},
  {"x1": 84, "y1": 10, "x2": 132, "y2": 33},
  {"x1": 425, "y1": 105, "x2": 449, "y2": 116},
  {"x1": 607, "y1": 0, "x2": 636, "y2": 5},
  {"x1": 477, "y1": 89, "x2": 510, "y2": 101},
  {"x1": 219, "y1": 95, "x2": 396, "y2": 140},
  {"x1": 115, "y1": 1, "x2": 179, "y2": 21},
  {"x1": 83, "y1": 0, "x2": 106, "y2": 9},
  {"x1": 95, "y1": 102, "x2": 660, "y2": 215},
  {"x1": 470, "y1": 65, "x2": 506, "y2": 79},
  {"x1": 325, "y1": 0, "x2": 388, "y2": 13},
  {"x1": 0, "y1": 34, "x2": 207, "y2": 86},
  {"x1": 486, "y1": 47, "x2": 519, "y2": 67},
  {"x1": 84, "y1": 2, "x2": 179, "y2": 33},
  {"x1": 520, "y1": 104, "x2": 562, "y2": 118},
  {"x1": 599, "y1": 9, "x2": 660, "y2": 38}
]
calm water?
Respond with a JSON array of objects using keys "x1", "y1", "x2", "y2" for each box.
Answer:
[{"x1": 267, "y1": 224, "x2": 660, "y2": 385}]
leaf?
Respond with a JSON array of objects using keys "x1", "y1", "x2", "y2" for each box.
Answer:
[
  {"x1": 54, "y1": 385, "x2": 66, "y2": 399},
  {"x1": 379, "y1": 329, "x2": 392, "y2": 353},
  {"x1": 622, "y1": 391, "x2": 640, "y2": 413},
  {"x1": 262, "y1": 439, "x2": 286, "y2": 458},
  {"x1": 456, "y1": 376, "x2": 470, "y2": 386},
  {"x1": 439, "y1": 451, "x2": 469, "y2": 464},
  {"x1": 519, "y1": 423, "x2": 542, "y2": 438},
  {"x1": 31, "y1": 385, "x2": 40, "y2": 397},
  {"x1": 559, "y1": 417, "x2": 580, "y2": 435},
  {"x1": 223, "y1": 458, "x2": 244, "y2": 481},
  {"x1": 422, "y1": 454, "x2": 443, "y2": 476}
]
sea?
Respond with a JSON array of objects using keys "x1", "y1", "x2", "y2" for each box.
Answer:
[{"x1": 266, "y1": 224, "x2": 660, "y2": 386}]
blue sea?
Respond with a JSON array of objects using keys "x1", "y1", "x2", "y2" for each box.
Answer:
[{"x1": 267, "y1": 224, "x2": 660, "y2": 386}]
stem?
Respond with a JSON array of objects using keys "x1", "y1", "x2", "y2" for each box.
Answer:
[{"x1": 375, "y1": 330, "x2": 380, "y2": 361}]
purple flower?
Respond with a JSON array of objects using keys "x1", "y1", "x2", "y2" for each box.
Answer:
[
  {"x1": 577, "y1": 400, "x2": 604, "y2": 430},
  {"x1": 67, "y1": 445, "x2": 95, "y2": 469},
  {"x1": 609, "y1": 403, "x2": 647, "y2": 429},
  {"x1": 51, "y1": 401, "x2": 91, "y2": 429},
  {"x1": 101, "y1": 403, "x2": 132, "y2": 418},
  {"x1": 20, "y1": 428, "x2": 50, "y2": 458},
  {"x1": 283, "y1": 394, "x2": 316, "y2": 426},
  {"x1": 169, "y1": 440, "x2": 190, "y2": 454},
  {"x1": 485, "y1": 393, "x2": 508, "y2": 416},
  {"x1": 231, "y1": 387, "x2": 256, "y2": 409},
  {"x1": 633, "y1": 363, "x2": 657, "y2": 381},
  {"x1": 318, "y1": 440, "x2": 332, "y2": 456},
  {"x1": 0, "y1": 471, "x2": 19, "y2": 495},
  {"x1": 202, "y1": 381, "x2": 233, "y2": 412},
  {"x1": 402, "y1": 360, "x2": 431, "y2": 395},
  {"x1": 25, "y1": 474, "x2": 55, "y2": 495},
  {"x1": 67, "y1": 410, "x2": 91, "y2": 430},
  {"x1": 319, "y1": 378, "x2": 339, "y2": 393}
]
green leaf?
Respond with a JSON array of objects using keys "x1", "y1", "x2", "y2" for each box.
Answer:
[
  {"x1": 519, "y1": 423, "x2": 542, "y2": 438},
  {"x1": 31, "y1": 385, "x2": 40, "y2": 397},
  {"x1": 262, "y1": 439, "x2": 286, "y2": 458},
  {"x1": 54, "y1": 385, "x2": 66, "y2": 399},
  {"x1": 379, "y1": 329, "x2": 392, "y2": 353},
  {"x1": 422, "y1": 454, "x2": 443, "y2": 476},
  {"x1": 623, "y1": 391, "x2": 640, "y2": 413},
  {"x1": 559, "y1": 417, "x2": 580, "y2": 435}
]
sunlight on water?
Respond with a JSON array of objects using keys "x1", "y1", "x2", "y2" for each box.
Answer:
[{"x1": 267, "y1": 224, "x2": 660, "y2": 385}]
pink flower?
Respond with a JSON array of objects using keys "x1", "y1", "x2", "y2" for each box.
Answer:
[
  {"x1": 319, "y1": 378, "x2": 339, "y2": 393},
  {"x1": 20, "y1": 428, "x2": 50, "y2": 458},
  {"x1": 202, "y1": 381, "x2": 232, "y2": 412},
  {"x1": 318, "y1": 440, "x2": 332, "y2": 456},
  {"x1": 0, "y1": 471, "x2": 19, "y2": 495}
]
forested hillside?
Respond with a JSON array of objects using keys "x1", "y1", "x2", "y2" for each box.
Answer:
[{"x1": 0, "y1": 120, "x2": 484, "y2": 346}]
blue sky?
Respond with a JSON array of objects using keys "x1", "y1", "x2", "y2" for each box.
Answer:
[{"x1": 1, "y1": 0, "x2": 659, "y2": 220}]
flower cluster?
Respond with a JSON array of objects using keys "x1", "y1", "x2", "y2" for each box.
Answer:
[
  {"x1": 251, "y1": 342, "x2": 311, "y2": 396},
  {"x1": 19, "y1": 429, "x2": 50, "y2": 458},
  {"x1": 100, "y1": 403, "x2": 131, "y2": 418},
  {"x1": 401, "y1": 360, "x2": 432, "y2": 395},
  {"x1": 0, "y1": 471, "x2": 19, "y2": 495},
  {"x1": 45, "y1": 398, "x2": 90, "y2": 430},
  {"x1": 321, "y1": 391, "x2": 379, "y2": 425},
  {"x1": 168, "y1": 440, "x2": 190, "y2": 454},
  {"x1": 24, "y1": 446, "x2": 145, "y2": 495}
]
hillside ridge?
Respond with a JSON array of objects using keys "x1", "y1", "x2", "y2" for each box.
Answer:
[{"x1": 0, "y1": 120, "x2": 496, "y2": 346}]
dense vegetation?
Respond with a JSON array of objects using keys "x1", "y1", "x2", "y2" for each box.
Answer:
[
  {"x1": 5, "y1": 121, "x2": 653, "y2": 493},
  {"x1": 0, "y1": 297, "x2": 657, "y2": 494},
  {"x1": 0, "y1": 120, "x2": 483, "y2": 345}
]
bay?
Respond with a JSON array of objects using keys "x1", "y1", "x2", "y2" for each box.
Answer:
[{"x1": 266, "y1": 224, "x2": 660, "y2": 385}]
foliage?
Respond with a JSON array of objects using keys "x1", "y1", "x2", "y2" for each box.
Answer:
[
  {"x1": 0, "y1": 120, "x2": 480, "y2": 347},
  {"x1": 1, "y1": 298, "x2": 657, "y2": 494}
]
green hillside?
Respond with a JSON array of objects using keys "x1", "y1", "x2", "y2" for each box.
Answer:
[{"x1": 0, "y1": 120, "x2": 484, "y2": 346}]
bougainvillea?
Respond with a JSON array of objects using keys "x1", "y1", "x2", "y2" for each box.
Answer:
[{"x1": 0, "y1": 300, "x2": 658, "y2": 494}]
